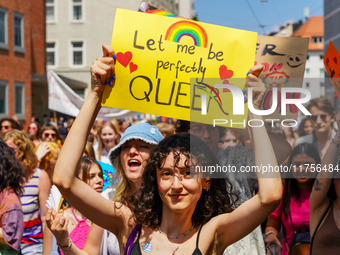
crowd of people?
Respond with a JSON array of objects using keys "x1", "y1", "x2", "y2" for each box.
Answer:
[{"x1": 0, "y1": 42, "x2": 340, "y2": 255}]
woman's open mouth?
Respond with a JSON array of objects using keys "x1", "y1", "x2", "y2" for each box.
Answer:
[{"x1": 128, "y1": 159, "x2": 142, "y2": 171}]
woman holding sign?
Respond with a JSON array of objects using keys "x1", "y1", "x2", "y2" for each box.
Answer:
[{"x1": 52, "y1": 43, "x2": 282, "y2": 255}]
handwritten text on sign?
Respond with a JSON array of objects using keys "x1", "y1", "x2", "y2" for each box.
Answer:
[{"x1": 102, "y1": 8, "x2": 257, "y2": 122}]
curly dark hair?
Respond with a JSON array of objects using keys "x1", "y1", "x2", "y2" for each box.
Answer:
[
  {"x1": 0, "y1": 139, "x2": 25, "y2": 196},
  {"x1": 283, "y1": 143, "x2": 320, "y2": 218},
  {"x1": 125, "y1": 133, "x2": 238, "y2": 229}
]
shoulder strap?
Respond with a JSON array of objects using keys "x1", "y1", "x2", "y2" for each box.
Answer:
[
  {"x1": 196, "y1": 224, "x2": 203, "y2": 248},
  {"x1": 123, "y1": 224, "x2": 141, "y2": 255},
  {"x1": 310, "y1": 202, "x2": 332, "y2": 255}
]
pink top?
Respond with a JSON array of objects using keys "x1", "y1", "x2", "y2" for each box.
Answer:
[
  {"x1": 269, "y1": 186, "x2": 311, "y2": 255},
  {"x1": 59, "y1": 207, "x2": 90, "y2": 255}
]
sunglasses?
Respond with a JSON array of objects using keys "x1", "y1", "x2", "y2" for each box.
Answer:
[
  {"x1": 310, "y1": 115, "x2": 327, "y2": 121},
  {"x1": 1, "y1": 125, "x2": 10, "y2": 129},
  {"x1": 28, "y1": 127, "x2": 37, "y2": 131},
  {"x1": 43, "y1": 133, "x2": 56, "y2": 138}
]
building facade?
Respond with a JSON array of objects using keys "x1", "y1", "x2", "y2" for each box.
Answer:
[
  {"x1": 293, "y1": 16, "x2": 325, "y2": 99},
  {"x1": 324, "y1": 0, "x2": 340, "y2": 107},
  {"x1": 46, "y1": 0, "x2": 194, "y2": 100},
  {"x1": 0, "y1": 0, "x2": 46, "y2": 128}
]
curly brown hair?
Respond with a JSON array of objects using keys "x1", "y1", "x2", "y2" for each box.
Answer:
[{"x1": 125, "y1": 133, "x2": 238, "y2": 229}]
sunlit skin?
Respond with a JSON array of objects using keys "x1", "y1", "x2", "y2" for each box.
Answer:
[
  {"x1": 5, "y1": 139, "x2": 19, "y2": 159},
  {"x1": 157, "y1": 152, "x2": 209, "y2": 212},
  {"x1": 1, "y1": 120, "x2": 12, "y2": 134},
  {"x1": 42, "y1": 130, "x2": 57, "y2": 142},
  {"x1": 120, "y1": 139, "x2": 154, "y2": 184},
  {"x1": 100, "y1": 126, "x2": 117, "y2": 151},
  {"x1": 309, "y1": 107, "x2": 334, "y2": 134},
  {"x1": 86, "y1": 163, "x2": 104, "y2": 193},
  {"x1": 28, "y1": 123, "x2": 38, "y2": 137},
  {"x1": 304, "y1": 119, "x2": 313, "y2": 135},
  {"x1": 219, "y1": 130, "x2": 239, "y2": 149},
  {"x1": 291, "y1": 153, "x2": 317, "y2": 190}
]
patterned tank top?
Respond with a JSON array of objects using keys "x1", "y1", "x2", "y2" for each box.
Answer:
[{"x1": 19, "y1": 168, "x2": 43, "y2": 244}]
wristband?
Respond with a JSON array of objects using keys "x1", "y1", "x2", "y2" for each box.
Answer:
[
  {"x1": 265, "y1": 230, "x2": 275, "y2": 237},
  {"x1": 57, "y1": 238, "x2": 72, "y2": 250}
]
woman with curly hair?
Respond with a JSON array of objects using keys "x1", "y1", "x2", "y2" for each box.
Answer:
[
  {"x1": 52, "y1": 43, "x2": 282, "y2": 255},
  {"x1": 1, "y1": 130, "x2": 51, "y2": 255},
  {"x1": 0, "y1": 139, "x2": 25, "y2": 254}
]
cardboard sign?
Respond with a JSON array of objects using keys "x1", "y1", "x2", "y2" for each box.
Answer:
[
  {"x1": 255, "y1": 36, "x2": 309, "y2": 120},
  {"x1": 324, "y1": 41, "x2": 340, "y2": 99},
  {"x1": 102, "y1": 8, "x2": 257, "y2": 123}
]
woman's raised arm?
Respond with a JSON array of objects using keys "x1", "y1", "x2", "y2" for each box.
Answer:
[
  {"x1": 53, "y1": 44, "x2": 130, "y2": 236},
  {"x1": 214, "y1": 65, "x2": 282, "y2": 250},
  {"x1": 310, "y1": 106, "x2": 340, "y2": 236}
]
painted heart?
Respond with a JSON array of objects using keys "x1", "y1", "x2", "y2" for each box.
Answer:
[
  {"x1": 129, "y1": 62, "x2": 138, "y2": 73},
  {"x1": 334, "y1": 57, "x2": 338, "y2": 64},
  {"x1": 219, "y1": 65, "x2": 234, "y2": 79},
  {"x1": 222, "y1": 80, "x2": 231, "y2": 92},
  {"x1": 116, "y1": 51, "x2": 133, "y2": 68}
]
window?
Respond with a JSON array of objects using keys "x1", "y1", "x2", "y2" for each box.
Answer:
[
  {"x1": 312, "y1": 37, "x2": 323, "y2": 43},
  {"x1": 306, "y1": 82, "x2": 309, "y2": 88},
  {"x1": 0, "y1": 81, "x2": 8, "y2": 116},
  {"x1": 320, "y1": 55, "x2": 324, "y2": 60},
  {"x1": 320, "y1": 82, "x2": 324, "y2": 87},
  {"x1": 306, "y1": 55, "x2": 309, "y2": 60},
  {"x1": 71, "y1": 41, "x2": 84, "y2": 66},
  {"x1": 0, "y1": 8, "x2": 8, "y2": 49},
  {"x1": 320, "y1": 68, "x2": 324, "y2": 75},
  {"x1": 13, "y1": 13, "x2": 24, "y2": 52},
  {"x1": 72, "y1": 0, "x2": 83, "y2": 21},
  {"x1": 305, "y1": 68, "x2": 310, "y2": 74},
  {"x1": 46, "y1": 0, "x2": 55, "y2": 22},
  {"x1": 47, "y1": 42, "x2": 56, "y2": 66},
  {"x1": 14, "y1": 82, "x2": 24, "y2": 116}
]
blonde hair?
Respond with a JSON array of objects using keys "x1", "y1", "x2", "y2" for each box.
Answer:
[
  {"x1": 112, "y1": 156, "x2": 132, "y2": 202},
  {"x1": 34, "y1": 142, "x2": 59, "y2": 180},
  {"x1": 1, "y1": 130, "x2": 38, "y2": 174},
  {"x1": 96, "y1": 122, "x2": 120, "y2": 161}
]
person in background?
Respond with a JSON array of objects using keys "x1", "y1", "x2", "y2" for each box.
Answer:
[
  {"x1": 156, "y1": 122, "x2": 175, "y2": 138},
  {"x1": 95, "y1": 122, "x2": 120, "y2": 164},
  {"x1": 295, "y1": 98, "x2": 336, "y2": 158},
  {"x1": 41, "y1": 124, "x2": 62, "y2": 144},
  {"x1": 298, "y1": 117, "x2": 313, "y2": 137},
  {"x1": 265, "y1": 143, "x2": 320, "y2": 255},
  {"x1": 280, "y1": 124, "x2": 296, "y2": 148},
  {"x1": 218, "y1": 128, "x2": 243, "y2": 149},
  {"x1": 0, "y1": 118, "x2": 21, "y2": 135},
  {"x1": 1, "y1": 130, "x2": 50, "y2": 255},
  {"x1": 43, "y1": 156, "x2": 103, "y2": 255},
  {"x1": 28, "y1": 122, "x2": 42, "y2": 147},
  {"x1": 34, "y1": 142, "x2": 60, "y2": 182},
  {"x1": 46, "y1": 123, "x2": 163, "y2": 255},
  {"x1": 0, "y1": 139, "x2": 25, "y2": 255},
  {"x1": 309, "y1": 106, "x2": 340, "y2": 254},
  {"x1": 90, "y1": 123, "x2": 100, "y2": 152},
  {"x1": 11, "y1": 116, "x2": 23, "y2": 130}
]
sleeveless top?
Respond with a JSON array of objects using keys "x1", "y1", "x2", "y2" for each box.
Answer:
[
  {"x1": 312, "y1": 203, "x2": 340, "y2": 255},
  {"x1": 59, "y1": 207, "x2": 91, "y2": 255},
  {"x1": 19, "y1": 168, "x2": 43, "y2": 244},
  {"x1": 126, "y1": 224, "x2": 203, "y2": 255}
]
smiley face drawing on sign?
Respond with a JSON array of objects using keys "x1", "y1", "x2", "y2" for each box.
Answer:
[{"x1": 286, "y1": 53, "x2": 305, "y2": 68}]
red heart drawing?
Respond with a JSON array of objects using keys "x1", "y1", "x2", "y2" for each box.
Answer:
[
  {"x1": 222, "y1": 80, "x2": 231, "y2": 92},
  {"x1": 129, "y1": 62, "x2": 138, "y2": 73},
  {"x1": 334, "y1": 57, "x2": 338, "y2": 64},
  {"x1": 219, "y1": 65, "x2": 234, "y2": 79},
  {"x1": 116, "y1": 51, "x2": 133, "y2": 68}
]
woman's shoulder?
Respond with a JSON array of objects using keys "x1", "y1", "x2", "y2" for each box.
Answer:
[{"x1": 0, "y1": 188, "x2": 22, "y2": 210}]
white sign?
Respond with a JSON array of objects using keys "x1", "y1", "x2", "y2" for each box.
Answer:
[{"x1": 47, "y1": 70, "x2": 138, "y2": 119}]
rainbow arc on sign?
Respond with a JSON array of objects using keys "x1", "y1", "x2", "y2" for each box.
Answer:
[{"x1": 165, "y1": 20, "x2": 208, "y2": 48}]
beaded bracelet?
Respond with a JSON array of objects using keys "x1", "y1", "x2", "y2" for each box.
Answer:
[{"x1": 57, "y1": 238, "x2": 72, "y2": 251}]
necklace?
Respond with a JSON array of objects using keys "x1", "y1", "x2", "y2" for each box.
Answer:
[
  {"x1": 170, "y1": 245, "x2": 179, "y2": 255},
  {"x1": 159, "y1": 225, "x2": 194, "y2": 239}
]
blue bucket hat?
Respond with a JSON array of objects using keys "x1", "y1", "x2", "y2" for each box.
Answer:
[{"x1": 108, "y1": 123, "x2": 163, "y2": 164}]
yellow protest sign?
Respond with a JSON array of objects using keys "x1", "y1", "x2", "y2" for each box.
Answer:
[{"x1": 102, "y1": 8, "x2": 257, "y2": 124}]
